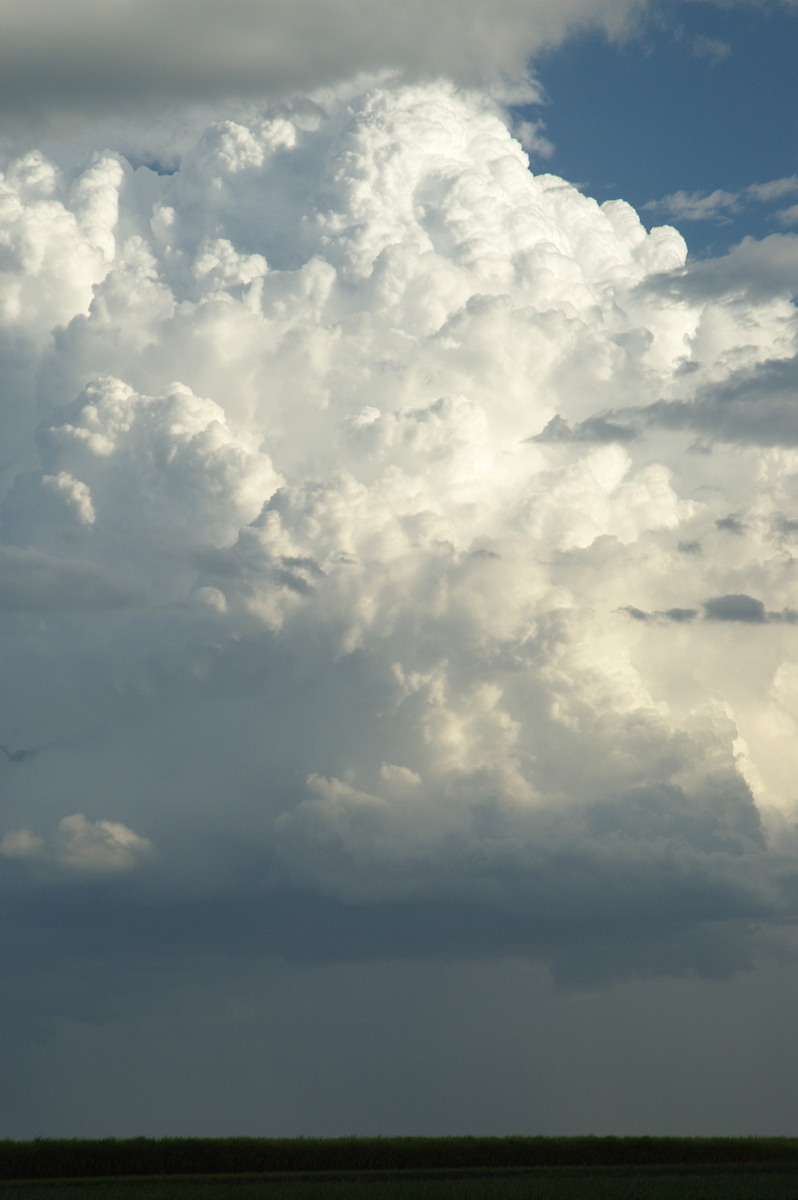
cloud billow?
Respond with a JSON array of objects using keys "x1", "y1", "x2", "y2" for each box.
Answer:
[{"x1": 2, "y1": 77, "x2": 798, "y2": 1016}]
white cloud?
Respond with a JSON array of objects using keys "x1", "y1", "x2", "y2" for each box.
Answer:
[
  {"x1": 2, "y1": 78, "x2": 798, "y2": 988},
  {"x1": 42, "y1": 472, "x2": 96, "y2": 526}
]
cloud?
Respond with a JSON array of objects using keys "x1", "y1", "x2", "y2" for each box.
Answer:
[
  {"x1": 619, "y1": 605, "x2": 698, "y2": 622},
  {"x1": 620, "y1": 597, "x2": 798, "y2": 625},
  {"x1": 646, "y1": 175, "x2": 798, "y2": 223},
  {"x1": 0, "y1": 0, "x2": 644, "y2": 137},
  {"x1": 704, "y1": 593, "x2": 766, "y2": 622},
  {"x1": 715, "y1": 515, "x2": 746, "y2": 534},
  {"x1": 646, "y1": 188, "x2": 742, "y2": 223},
  {"x1": 0, "y1": 546, "x2": 142, "y2": 611},
  {"x1": 533, "y1": 413, "x2": 638, "y2": 443},
  {"x1": 667, "y1": 232, "x2": 798, "y2": 300},
  {"x1": 689, "y1": 34, "x2": 732, "y2": 63},
  {"x1": 1, "y1": 813, "x2": 151, "y2": 873},
  {"x1": 776, "y1": 203, "x2": 798, "y2": 227},
  {"x1": 703, "y1": 594, "x2": 798, "y2": 624},
  {"x1": 512, "y1": 118, "x2": 555, "y2": 159},
  {"x1": 537, "y1": 236, "x2": 798, "y2": 454},
  {"x1": 746, "y1": 175, "x2": 798, "y2": 203},
  {"x1": 2, "y1": 77, "x2": 798, "y2": 1018},
  {"x1": 643, "y1": 357, "x2": 798, "y2": 447}
]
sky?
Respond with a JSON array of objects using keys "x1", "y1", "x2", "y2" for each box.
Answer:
[
  {"x1": 526, "y1": 1, "x2": 798, "y2": 257},
  {"x1": 2, "y1": 0, "x2": 798, "y2": 1139}
]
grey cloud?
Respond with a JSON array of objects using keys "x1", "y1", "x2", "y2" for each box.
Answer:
[
  {"x1": 646, "y1": 233, "x2": 798, "y2": 303},
  {"x1": 645, "y1": 187, "x2": 742, "y2": 223},
  {"x1": 777, "y1": 203, "x2": 798, "y2": 227},
  {"x1": 555, "y1": 354, "x2": 798, "y2": 450},
  {"x1": 0, "y1": 743, "x2": 38, "y2": 763},
  {"x1": 619, "y1": 604, "x2": 649, "y2": 621},
  {"x1": 689, "y1": 34, "x2": 732, "y2": 64},
  {"x1": 703, "y1": 594, "x2": 767, "y2": 623},
  {"x1": 619, "y1": 605, "x2": 697, "y2": 623},
  {"x1": 646, "y1": 359, "x2": 798, "y2": 447},
  {"x1": 0, "y1": 546, "x2": 142, "y2": 612},
  {"x1": 195, "y1": 546, "x2": 324, "y2": 596},
  {"x1": 533, "y1": 412, "x2": 639, "y2": 444},
  {"x1": 715, "y1": 515, "x2": 746, "y2": 534},
  {"x1": 645, "y1": 175, "x2": 798, "y2": 225},
  {"x1": 0, "y1": 0, "x2": 642, "y2": 133},
  {"x1": 773, "y1": 515, "x2": 798, "y2": 536},
  {"x1": 747, "y1": 175, "x2": 798, "y2": 203},
  {"x1": 665, "y1": 606, "x2": 698, "y2": 622},
  {"x1": 0, "y1": 763, "x2": 779, "y2": 987},
  {"x1": 583, "y1": 779, "x2": 763, "y2": 857},
  {"x1": 622, "y1": 596, "x2": 797, "y2": 625}
]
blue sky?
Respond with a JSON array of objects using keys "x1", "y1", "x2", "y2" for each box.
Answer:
[{"x1": 526, "y1": 1, "x2": 798, "y2": 256}]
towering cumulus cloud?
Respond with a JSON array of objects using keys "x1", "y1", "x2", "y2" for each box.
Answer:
[{"x1": 2, "y1": 79, "x2": 798, "y2": 1018}]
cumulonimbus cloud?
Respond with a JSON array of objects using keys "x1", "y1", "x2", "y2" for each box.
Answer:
[{"x1": 2, "y1": 78, "x2": 798, "y2": 992}]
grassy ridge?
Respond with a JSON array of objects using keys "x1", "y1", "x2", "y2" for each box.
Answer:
[{"x1": 3, "y1": 1137, "x2": 798, "y2": 1180}]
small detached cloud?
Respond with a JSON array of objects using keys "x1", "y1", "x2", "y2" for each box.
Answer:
[
  {"x1": 621, "y1": 596, "x2": 798, "y2": 625},
  {"x1": 704, "y1": 594, "x2": 798, "y2": 624},
  {"x1": 646, "y1": 175, "x2": 798, "y2": 223},
  {"x1": 646, "y1": 187, "x2": 742, "y2": 223},
  {"x1": 1, "y1": 814, "x2": 152, "y2": 873},
  {"x1": 689, "y1": 34, "x2": 732, "y2": 63},
  {"x1": 619, "y1": 605, "x2": 698, "y2": 623},
  {"x1": 715, "y1": 515, "x2": 746, "y2": 535}
]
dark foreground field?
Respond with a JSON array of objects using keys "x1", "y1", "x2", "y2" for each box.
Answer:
[
  {"x1": 7, "y1": 1167, "x2": 798, "y2": 1200},
  {"x1": 4, "y1": 1138, "x2": 798, "y2": 1199}
]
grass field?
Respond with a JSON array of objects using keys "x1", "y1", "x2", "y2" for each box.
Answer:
[{"x1": 4, "y1": 1138, "x2": 798, "y2": 1199}]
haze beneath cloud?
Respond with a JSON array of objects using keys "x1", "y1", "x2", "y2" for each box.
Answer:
[{"x1": 3, "y1": 0, "x2": 798, "y2": 1139}]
